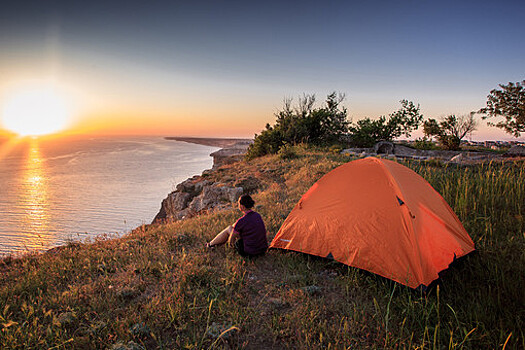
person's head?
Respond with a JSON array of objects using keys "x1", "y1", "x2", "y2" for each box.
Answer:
[{"x1": 238, "y1": 194, "x2": 255, "y2": 211}]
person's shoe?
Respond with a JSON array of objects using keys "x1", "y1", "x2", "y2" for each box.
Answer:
[{"x1": 205, "y1": 242, "x2": 216, "y2": 249}]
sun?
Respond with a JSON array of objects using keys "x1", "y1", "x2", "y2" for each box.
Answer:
[{"x1": 1, "y1": 86, "x2": 70, "y2": 137}]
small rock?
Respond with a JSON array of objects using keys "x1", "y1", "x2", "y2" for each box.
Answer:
[
  {"x1": 392, "y1": 144, "x2": 420, "y2": 157},
  {"x1": 206, "y1": 322, "x2": 239, "y2": 340},
  {"x1": 56, "y1": 311, "x2": 76, "y2": 327},
  {"x1": 117, "y1": 288, "x2": 139, "y2": 300},
  {"x1": 319, "y1": 270, "x2": 338, "y2": 279},
  {"x1": 110, "y1": 343, "x2": 127, "y2": 350},
  {"x1": 301, "y1": 285, "x2": 322, "y2": 296},
  {"x1": 449, "y1": 153, "x2": 466, "y2": 164},
  {"x1": 110, "y1": 341, "x2": 145, "y2": 350},
  {"x1": 267, "y1": 297, "x2": 288, "y2": 309},
  {"x1": 129, "y1": 322, "x2": 151, "y2": 338}
]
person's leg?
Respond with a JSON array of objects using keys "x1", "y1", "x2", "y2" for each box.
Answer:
[
  {"x1": 234, "y1": 239, "x2": 248, "y2": 257},
  {"x1": 208, "y1": 225, "x2": 233, "y2": 246}
]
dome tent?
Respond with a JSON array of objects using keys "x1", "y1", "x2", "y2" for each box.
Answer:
[{"x1": 270, "y1": 157, "x2": 475, "y2": 289}]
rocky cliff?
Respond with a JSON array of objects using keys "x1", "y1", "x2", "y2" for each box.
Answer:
[
  {"x1": 210, "y1": 140, "x2": 252, "y2": 168},
  {"x1": 153, "y1": 176, "x2": 244, "y2": 222},
  {"x1": 153, "y1": 138, "x2": 253, "y2": 223}
]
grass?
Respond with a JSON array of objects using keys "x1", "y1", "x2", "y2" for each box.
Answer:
[{"x1": 0, "y1": 146, "x2": 523, "y2": 349}]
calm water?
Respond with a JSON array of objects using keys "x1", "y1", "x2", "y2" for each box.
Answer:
[{"x1": 0, "y1": 136, "x2": 217, "y2": 256}]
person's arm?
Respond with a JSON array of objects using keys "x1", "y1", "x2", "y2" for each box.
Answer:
[{"x1": 228, "y1": 229, "x2": 240, "y2": 246}]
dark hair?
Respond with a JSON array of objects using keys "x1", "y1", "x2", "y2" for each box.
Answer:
[{"x1": 239, "y1": 194, "x2": 255, "y2": 209}]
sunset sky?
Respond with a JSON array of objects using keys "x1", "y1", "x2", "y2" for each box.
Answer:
[{"x1": 1, "y1": 0, "x2": 524, "y2": 140}]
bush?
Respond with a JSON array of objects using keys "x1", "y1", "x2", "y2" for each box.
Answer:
[
  {"x1": 245, "y1": 124, "x2": 284, "y2": 160},
  {"x1": 328, "y1": 144, "x2": 343, "y2": 154},
  {"x1": 246, "y1": 92, "x2": 349, "y2": 159},
  {"x1": 277, "y1": 144, "x2": 297, "y2": 160},
  {"x1": 423, "y1": 114, "x2": 477, "y2": 150},
  {"x1": 348, "y1": 100, "x2": 423, "y2": 147},
  {"x1": 412, "y1": 137, "x2": 436, "y2": 150}
]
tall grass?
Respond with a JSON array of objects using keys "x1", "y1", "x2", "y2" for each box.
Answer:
[{"x1": 0, "y1": 147, "x2": 523, "y2": 349}]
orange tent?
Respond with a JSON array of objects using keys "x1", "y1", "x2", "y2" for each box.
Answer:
[{"x1": 270, "y1": 157, "x2": 475, "y2": 289}]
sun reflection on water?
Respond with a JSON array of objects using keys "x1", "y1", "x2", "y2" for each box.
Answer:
[{"x1": 19, "y1": 139, "x2": 51, "y2": 251}]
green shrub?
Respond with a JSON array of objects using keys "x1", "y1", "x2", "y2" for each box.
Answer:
[
  {"x1": 245, "y1": 124, "x2": 283, "y2": 160},
  {"x1": 348, "y1": 100, "x2": 423, "y2": 147},
  {"x1": 412, "y1": 137, "x2": 437, "y2": 150},
  {"x1": 328, "y1": 145, "x2": 343, "y2": 154},
  {"x1": 278, "y1": 144, "x2": 297, "y2": 160},
  {"x1": 246, "y1": 92, "x2": 349, "y2": 159}
]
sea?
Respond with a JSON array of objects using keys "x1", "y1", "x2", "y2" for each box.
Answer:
[{"x1": 0, "y1": 136, "x2": 218, "y2": 256}]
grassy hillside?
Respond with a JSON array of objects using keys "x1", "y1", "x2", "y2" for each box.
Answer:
[{"x1": 0, "y1": 147, "x2": 523, "y2": 349}]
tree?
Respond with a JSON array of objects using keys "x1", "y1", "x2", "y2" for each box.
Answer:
[
  {"x1": 348, "y1": 100, "x2": 423, "y2": 147},
  {"x1": 422, "y1": 118, "x2": 440, "y2": 137},
  {"x1": 246, "y1": 92, "x2": 349, "y2": 159},
  {"x1": 423, "y1": 114, "x2": 477, "y2": 150},
  {"x1": 479, "y1": 80, "x2": 525, "y2": 137}
]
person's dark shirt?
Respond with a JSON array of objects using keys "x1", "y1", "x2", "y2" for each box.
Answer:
[{"x1": 233, "y1": 211, "x2": 268, "y2": 255}]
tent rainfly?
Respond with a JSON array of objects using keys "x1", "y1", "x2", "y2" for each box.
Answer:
[{"x1": 270, "y1": 157, "x2": 475, "y2": 289}]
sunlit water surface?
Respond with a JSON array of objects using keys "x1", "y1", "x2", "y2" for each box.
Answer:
[{"x1": 0, "y1": 136, "x2": 217, "y2": 256}]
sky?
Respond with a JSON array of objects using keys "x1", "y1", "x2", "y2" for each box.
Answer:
[{"x1": 0, "y1": 0, "x2": 524, "y2": 140}]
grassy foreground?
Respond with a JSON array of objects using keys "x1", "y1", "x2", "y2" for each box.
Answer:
[{"x1": 0, "y1": 147, "x2": 523, "y2": 349}]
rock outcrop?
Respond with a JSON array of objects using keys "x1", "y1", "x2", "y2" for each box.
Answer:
[
  {"x1": 153, "y1": 139, "x2": 253, "y2": 224},
  {"x1": 343, "y1": 141, "x2": 500, "y2": 163},
  {"x1": 153, "y1": 176, "x2": 243, "y2": 223},
  {"x1": 210, "y1": 140, "x2": 252, "y2": 168},
  {"x1": 374, "y1": 141, "x2": 395, "y2": 154},
  {"x1": 505, "y1": 145, "x2": 525, "y2": 157}
]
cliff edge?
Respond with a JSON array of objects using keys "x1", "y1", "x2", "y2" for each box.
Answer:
[{"x1": 153, "y1": 137, "x2": 254, "y2": 223}]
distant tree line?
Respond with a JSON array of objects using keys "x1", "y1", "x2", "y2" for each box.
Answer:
[{"x1": 246, "y1": 80, "x2": 524, "y2": 159}]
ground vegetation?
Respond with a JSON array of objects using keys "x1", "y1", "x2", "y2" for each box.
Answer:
[{"x1": 0, "y1": 147, "x2": 523, "y2": 349}]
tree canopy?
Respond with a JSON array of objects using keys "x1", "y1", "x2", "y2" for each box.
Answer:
[
  {"x1": 246, "y1": 92, "x2": 349, "y2": 159},
  {"x1": 348, "y1": 100, "x2": 423, "y2": 147},
  {"x1": 423, "y1": 114, "x2": 477, "y2": 150},
  {"x1": 479, "y1": 80, "x2": 525, "y2": 137}
]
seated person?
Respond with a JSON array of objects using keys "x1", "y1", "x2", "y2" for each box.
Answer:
[{"x1": 206, "y1": 194, "x2": 268, "y2": 257}]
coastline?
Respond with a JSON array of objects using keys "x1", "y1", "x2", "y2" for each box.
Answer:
[
  {"x1": 165, "y1": 136, "x2": 252, "y2": 148},
  {"x1": 3, "y1": 137, "x2": 245, "y2": 257},
  {"x1": 0, "y1": 137, "x2": 218, "y2": 257},
  {"x1": 153, "y1": 137, "x2": 253, "y2": 223}
]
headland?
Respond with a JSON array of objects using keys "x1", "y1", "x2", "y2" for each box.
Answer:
[{"x1": 165, "y1": 136, "x2": 251, "y2": 148}]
